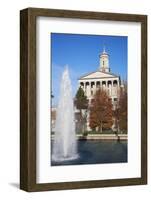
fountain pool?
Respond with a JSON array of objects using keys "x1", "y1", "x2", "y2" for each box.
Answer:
[{"x1": 51, "y1": 140, "x2": 127, "y2": 166}]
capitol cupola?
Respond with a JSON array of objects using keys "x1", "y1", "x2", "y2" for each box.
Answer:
[{"x1": 99, "y1": 47, "x2": 110, "y2": 73}]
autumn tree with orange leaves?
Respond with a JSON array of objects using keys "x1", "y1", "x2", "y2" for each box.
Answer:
[
  {"x1": 113, "y1": 84, "x2": 127, "y2": 132},
  {"x1": 119, "y1": 91, "x2": 127, "y2": 131},
  {"x1": 89, "y1": 89, "x2": 113, "y2": 132},
  {"x1": 119, "y1": 87, "x2": 127, "y2": 131}
]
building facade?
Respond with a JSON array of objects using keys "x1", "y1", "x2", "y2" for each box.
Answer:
[
  {"x1": 78, "y1": 48, "x2": 122, "y2": 108},
  {"x1": 77, "y1": 48, "x2": 123, "y2": 131}
]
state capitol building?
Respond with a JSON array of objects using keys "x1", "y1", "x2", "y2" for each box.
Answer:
[
  {"x1": 78, "y1": 47, "x2": 123, "y2": 109},
  {"x1": 76, "y1": 47, "x2": 124, "y2": 131}
]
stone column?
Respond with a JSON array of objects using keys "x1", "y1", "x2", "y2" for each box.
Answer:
[
  {"x1": 108, "y1": 80, "x2": 112, "y2": 96},
  {"x1": 86, "y1": 82, "x2": 90, "y2": 97},
  {"x1": 111, "y1": 80, "x2": 114, "y2": 96},
  {"x1": 88, "y1": 82, "x2": 91, "y2": 97},
  {"x1": 100, "y1": 81, "x2": 102, "y2": 89},
  {"x1": 94, "y1": 81, "x2": 97, "y2": 93},
  {"x1": 102, "y1": 81, "x2": 106, "y2": 90},
  {"x1": 83, "y1": 82, "x2": 85, "y2": 94},
  {"x1": 85, "y1": 82, "x2": 87, "y2": 95},
  {"x1": 117, "y1": 80, "x2": 120, "y2": 96},
  {"x1": 89, "y1": 81, "x2": 92, "y2": 98}
]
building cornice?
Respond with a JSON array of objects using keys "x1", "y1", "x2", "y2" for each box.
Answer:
[{"x1": 78, "y1": 70, "x2": 119, "y2": 80}]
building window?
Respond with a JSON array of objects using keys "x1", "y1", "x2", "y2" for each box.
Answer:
[
  {"x1": 113, "y1": 80, "x2": 118, "y2": 86},
  {"x1": 91, "y1": 82, "x2": 95, "y2": 88},
  {"x1": 86, "y1": 82, "x2": 89, "y2": 87},
  {"x1": 114, "y1": 98, "x2": 117, "y2": 101},
  {"x1": 80, "y1": 82, "x2": 84, "y2": 87},
  {"x1": 102, "y1": 81, "x2": 106, "y2": 87},
  {"x1": 96, "y1": 81, "x2": 100, "y2": 88},
  {"x1": 108, "y1": 80, "x2": 112, "y2": 87}
]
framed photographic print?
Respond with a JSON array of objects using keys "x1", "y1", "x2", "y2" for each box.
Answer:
[{"x1": 20, "y1": 8, "x2": 147, "y2": 191}]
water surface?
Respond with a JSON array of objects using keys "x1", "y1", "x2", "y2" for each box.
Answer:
[{"x1": 51, "y1": 140, "x2": 127, "y2": 166}]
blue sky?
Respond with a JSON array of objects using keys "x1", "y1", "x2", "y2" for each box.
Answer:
[{"x1": 51, "y1": 33, "x2": 127, "y2": 106}]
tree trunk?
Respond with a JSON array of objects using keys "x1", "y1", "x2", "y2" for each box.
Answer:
[
  {"x1": 100, "y1": 121, "x2": 102, "y2": 133},
  {"x1": 79, "y1": 109, "x2": 83, "y2": 133},
  {"x1": 117, "y1": 125, "x2": 120, "y2": 133}
]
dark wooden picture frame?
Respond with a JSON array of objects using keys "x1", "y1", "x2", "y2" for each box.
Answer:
[{"x1": 20, "y1": 7, "x2": 147, "y2": 192}]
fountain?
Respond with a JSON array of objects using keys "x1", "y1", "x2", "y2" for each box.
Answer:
[{"x1": 52, "y1": 66, "x2": 78, "y2": 161}]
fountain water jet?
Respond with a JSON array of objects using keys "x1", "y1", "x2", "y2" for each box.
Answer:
[{"x1": 52, "y1": 66, "x2": 78, "y2": 161}]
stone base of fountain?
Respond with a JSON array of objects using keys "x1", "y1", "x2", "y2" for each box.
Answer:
[{"x1": 52, "y1": 154, "x2": 79, "y2": 162}]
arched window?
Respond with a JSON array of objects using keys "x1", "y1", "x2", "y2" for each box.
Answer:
[
  {"x1": 113, "y1": 80, "x2": 118, "y2": 86},
  {"x1": 96, "y1": 81, "x2": 100, "y2": 88},
  {"x1": 102, "y1": 81, "x2": 106, "y2": 87},
  {"x1": 80, "y1": 82, "x2": 84, "y2": 87},
  {"x1": 86, "y1": 82, "x2": 89, "y2": 87},
  {"x1": 91, "y1": 82, "x2": 95, "y2": 88},
  {"x1": 108, "y1": 80, "x2": 112, "y2": 87}
]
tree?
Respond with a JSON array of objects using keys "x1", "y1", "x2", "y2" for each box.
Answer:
[
  {"x1": 89, "y1": 89, "x2": 113, "y2": 132},
  {"x1": 75, "y1": 87, "x2": 88, "y2": 109},
  {"x1": 113, "y1": 84, "x2": 127, "y2": 132},
  {"x1": 74, "y1": 87, "x2": 88, "y2": 132},
  {"x1": 118, "y1": 86, "x2": 127, "y2": 131}
]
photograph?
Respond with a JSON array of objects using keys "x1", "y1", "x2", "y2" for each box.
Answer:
[
  {"x1": 51, "y1": 33, "x2": 128, "y2": 166},
  {"x1": 20, "y1": 8, "x2": 147, "y2": 191}
]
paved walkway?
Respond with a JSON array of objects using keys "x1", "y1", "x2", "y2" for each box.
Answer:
[
  {"x1": 51, "y1": 134, "x2": 127, "y2": 141},
  {"x1": 77, "y1": 134, "x2": 127, "y2": 140}
]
